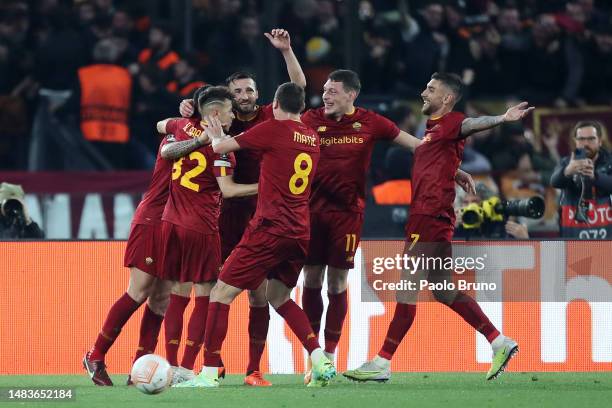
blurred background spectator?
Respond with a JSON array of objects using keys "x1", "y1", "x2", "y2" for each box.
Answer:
[{"x1": 1, "y1": 0, "x2": 612, "y2": 238}]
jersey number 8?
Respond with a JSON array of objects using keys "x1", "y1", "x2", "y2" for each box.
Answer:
[{"x1": 289, "y1": 153, "x2": 313, "y2": 195}]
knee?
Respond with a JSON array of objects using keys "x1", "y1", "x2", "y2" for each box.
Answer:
[
  {"x1": 303, "y1": 266, "x2": 325, "y2": 288},
  {"x1": 327, "y1": 268, "x2": 348, "y2": 294},
  {"x1": 326, "y1": 276, "x2": 348, "y2": 294},
  {"x1": 266, "y1": 291, "x2": 288, "y2": 310},
  {"x1": 147, "y1": 293, "x2": 169, "y2": 315},
  {"x1": 127, "y1": 285, "x2": 152, "y2": 304},
  {"x1": 432, "y1": 290, "x2": 456, "y2": 305},
  {"x1": 210, "y1": 282, "x2": 239, "y2": 304},
  {"x1": 248, "y1": 289, "x2": 268, "y2": 307}
]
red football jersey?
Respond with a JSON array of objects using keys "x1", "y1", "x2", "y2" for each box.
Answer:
[
  {"x1": 301, "y1": 107, "x2": 400, "y2": 213},
  {"x1": 229, "y1": 104, "x2": 274, "y2": 184},
  {"x1": 235, "y1": 119, "x2": 320, "y2": 240},
  {"x1": 410, "y1": 111, "x2": 466, "y2": 222},
  {"x1": 162, "y1": 118, "x2": 236, "y2": 234},
  {"x1": 132, "y1": 139, "x2": 171, "y2": 225}
]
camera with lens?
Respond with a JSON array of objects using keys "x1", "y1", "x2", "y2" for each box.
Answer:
[
  {"x1": 1, "y1": 198, "x2": 27, "y2": 229},
  {"x1": 460, "y1": 196, "x2": 545, "y2": 238}
]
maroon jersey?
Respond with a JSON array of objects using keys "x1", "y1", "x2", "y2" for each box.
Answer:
[
  {"x1": 302, "y1": 107, "x2": 400, "y2": 213},
  {"x1": 235, "y1": 119, "x2": 320, "y2": 240},
  {"x1": 162, "y1": 118, "x2": 236, "y2": 234},
  {"x1": 410, "y1": 111, "x2": 466, "y2": 222},
  {"x1": 228, "y1": 104, "x2": 274, "y2": 185},
  {"x1": 132, "y1": 139, "x2": 171, "y2": 225}
]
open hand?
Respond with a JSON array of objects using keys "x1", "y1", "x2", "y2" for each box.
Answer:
[
  {"x1": 264, "y1": 28, "x2": 291, "y2": 51},
  {"x1": 503, "y1": 102, "x2": 535, "y2": 122}
]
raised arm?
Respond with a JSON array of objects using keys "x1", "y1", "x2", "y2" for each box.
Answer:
[
  {"x1": 460, "y1": 102, "x2": 534, "y2": 137},
  {"x1": 392, "y1": 130, "x2": 421, "y2": 152},
  {"x1": 265, "y1": 29, "x2": 306, "y2": 88}
]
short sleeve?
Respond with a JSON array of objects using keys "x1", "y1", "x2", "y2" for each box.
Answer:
[
  {"x1": 234, "y1": 121, "x2": 272, "y2": 152},
  {"x1": 166, "y1": 119, "x2": 180, "y2": 135},
  {"x1": 442, "y1": 112, "x2": 466, "y2": 140},
  {"x1": 213, "y1": 152, "x2": 235, "y2": 177},
  {"x1": 372, "y1": 112, "x2": 400, "y2": 141}
]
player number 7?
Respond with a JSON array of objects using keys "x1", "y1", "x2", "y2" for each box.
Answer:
[{"x1": 408, "y1": 233, "x2": 420, "y2": 251}]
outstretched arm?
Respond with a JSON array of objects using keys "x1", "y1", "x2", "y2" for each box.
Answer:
[
  {"x1": 265, "y1": 29, "x2": 306, "y2": 88},
  {"x1": 392, "y1": 130, "x2": 421, "y2": 151},
  {"x1": 460, "y1": 102, "x2": 534, "y2": 137}
]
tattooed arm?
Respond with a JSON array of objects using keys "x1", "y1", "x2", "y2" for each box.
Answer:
[
  {"x1": 160, "y1": 134, "x2": 210, "y2": 160},
  {"x1": 460, "y1": 102, "x2": 534, "y2": 137}
]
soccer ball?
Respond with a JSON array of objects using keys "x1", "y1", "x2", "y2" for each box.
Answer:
[{"x1": 130, "y1": 354, "x2": 173, "y2": 394}]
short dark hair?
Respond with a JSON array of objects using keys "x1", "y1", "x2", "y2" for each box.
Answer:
[
  {"x1": 573, "y1": 120, "x2": 605, "y2": 139},
  {"x1": 431, "y1": 72, "x2": 465, "y2": 103},
  {"x1": 197, "y1": 86, "x2": 233, "y2": 112},
  {"x1": 328, "y1": 69, "x2": 361, "y2": 94},
  {"x1": 225, "y1": 71, "x2": 257, "y2": 88},
  {"x1": 274, "y1": 82, "x2": 305, "y2": 114}
]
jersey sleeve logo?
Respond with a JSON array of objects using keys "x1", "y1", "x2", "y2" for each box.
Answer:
[{"x1": 166, "y1": 133, "x2": 176, "y2": 142}]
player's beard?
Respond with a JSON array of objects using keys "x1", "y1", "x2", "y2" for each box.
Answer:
[
  {"x1": 421, "y1": 101, "x2": 432, "y2": 115},
  {"x1": 234, "y1": 100, "x2": 257, "y2": 115}
]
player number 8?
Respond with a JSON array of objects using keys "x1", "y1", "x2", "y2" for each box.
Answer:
[{"x1": 289, "y1": 153, "x2": 313, "y2": 195}]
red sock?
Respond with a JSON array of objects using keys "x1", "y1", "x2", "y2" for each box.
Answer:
[
  {"x1": 203, "y1": 302, "x2": 230, "y2": 367},
  {"x1": 302, "y1": 287, "x2": 323, "y2": 335},
  {"x1": 448, "y1": 292, "x2": 500, "y2": 342},
  {"x1": 324, "y1": 291, "x2": 348, "y2": 354},
  {"x1": 181, "y1": 296, "x2": 209, "y2": 370},
  {"x1": 133, "y1": 304, "x2": 164, "y2": 363},
  {"x1": 246, "y1": 305, "x2": 270, "y2": 374},
  {"x1": 90, "y1": 293, "x2": 141, "y2": 360},
  {"x1": 378, "y1": 303, "x2": 416, "y2": 360},
  {"x1": 164, "y1": 294, "x2": 190, "y2": 366},
  {"x1": 275, "y1": 300, "x2": 319, "y2": 354}
]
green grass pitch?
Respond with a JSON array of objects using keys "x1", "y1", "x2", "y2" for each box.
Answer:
[{"x1": 1, "y1": 373, "x2": 610, "y2": 408}]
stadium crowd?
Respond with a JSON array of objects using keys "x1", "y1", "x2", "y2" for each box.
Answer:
[{"x1": 0, "y1": 0, "x2": 611, "y2": 237}]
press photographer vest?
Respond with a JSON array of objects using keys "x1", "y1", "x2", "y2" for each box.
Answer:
[
  {"x1": 560, "y1": 196, "x2": 612, "y2": 239},
  {"x1": 78, "y1": 64, "x2": 132, "y2": 143}
]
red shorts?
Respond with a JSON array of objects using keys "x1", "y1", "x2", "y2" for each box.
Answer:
[
  {"x1": 219, "y1": 199, "x2": 256, "y2": 260},
  {"x1": 404, "y1": 214, "x2": 454, "y2": 243},
  {"x1": 158, "y1": 221, "x2": 221, "y2": 283},
  {"x1": 305, "y1": 211, "x2": 364, "y2": 269},
  {"x1": 404, "y1": 214, "x2": 453, "y2": 261},
  {"x1": 219, "y1": 224, "x2": 308, "y2": 290},
  {"x1": 124, "y1": 223, "x2": 162, "y2": 276}
]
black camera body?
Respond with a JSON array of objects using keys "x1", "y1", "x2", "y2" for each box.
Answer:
[
  {"x1": 1, "y1": 198, "x2": 27, "y2": 230},
  {"x1": 460, "y1": 196, "x2": 545, "y2": 238}
]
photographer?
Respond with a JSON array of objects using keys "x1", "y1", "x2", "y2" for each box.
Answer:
[
  {"x1": 454, "y1": 183, "x2": 541, "y2": 239},
  {"x1": 550, "y1": 121, "x2": 612, "y2": 239},
  {"x1": 0, "y1": 182, "x2": 44, "y2": 239}
]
